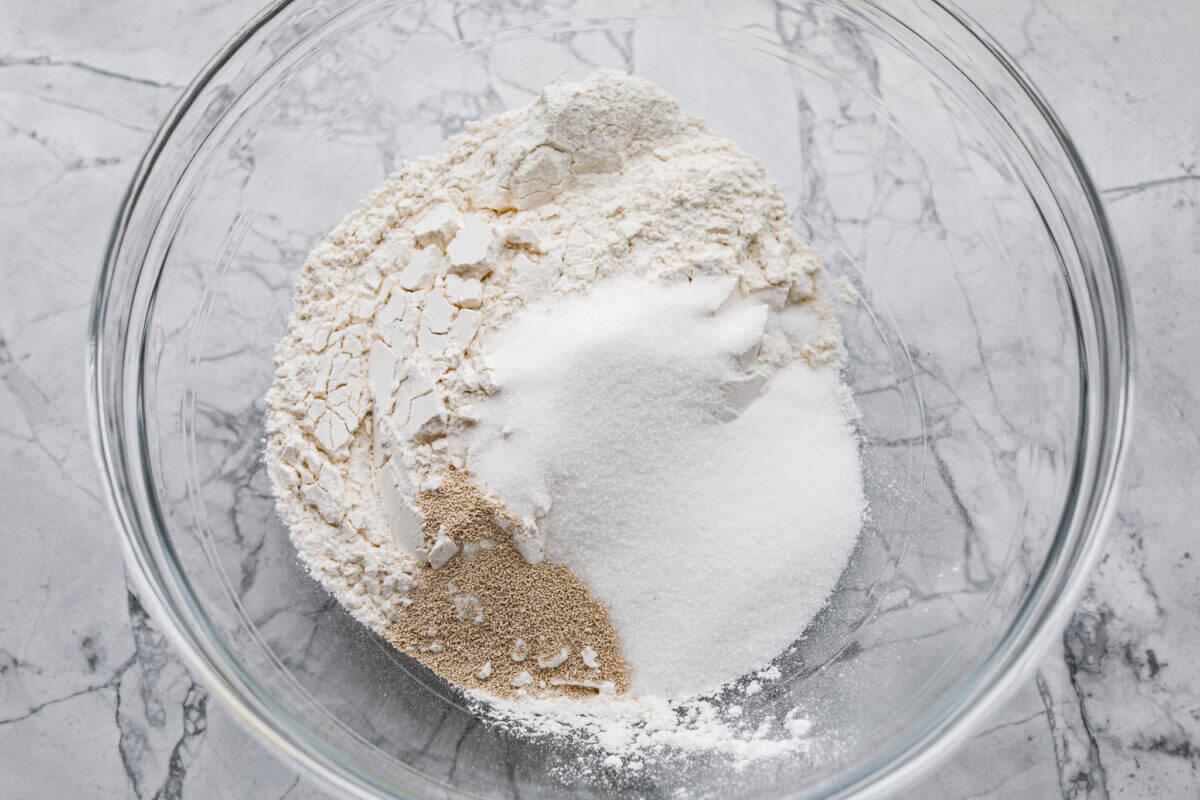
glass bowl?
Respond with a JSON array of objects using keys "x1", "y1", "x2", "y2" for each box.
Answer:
[{"x1": 89, "y1": 1, "x2": 1131, "y2": 797}]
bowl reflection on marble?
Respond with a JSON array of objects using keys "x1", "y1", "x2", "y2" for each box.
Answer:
[{"x1": 90, "y1": 1, "x2": 1130, "y2": 798}]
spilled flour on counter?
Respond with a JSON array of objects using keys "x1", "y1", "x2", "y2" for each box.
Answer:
[{"x1": 265, "y1": 70, "x2": 864, "y2": 766}]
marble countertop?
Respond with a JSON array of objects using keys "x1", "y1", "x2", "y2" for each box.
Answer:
[{"x1": 2, "y1": 0, "x2": 1197, "y2": 797}]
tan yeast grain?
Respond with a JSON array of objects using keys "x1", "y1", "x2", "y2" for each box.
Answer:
[{"x1": 383, "y1": 472, "x2": 628, "y2": 699}]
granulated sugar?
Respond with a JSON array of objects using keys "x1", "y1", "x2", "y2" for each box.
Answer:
[{"x1": 459, "y1": 276, "x2": 864, "y2": 697}]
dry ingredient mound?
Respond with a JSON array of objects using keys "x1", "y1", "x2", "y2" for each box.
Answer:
[{"x1": 265, "y1": 69, "x2": 863, "y2": 709}]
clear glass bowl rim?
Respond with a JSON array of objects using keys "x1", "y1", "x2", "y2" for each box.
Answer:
[{"x1": 88, "y1": 1, "x2": 1134, "y2": 798}]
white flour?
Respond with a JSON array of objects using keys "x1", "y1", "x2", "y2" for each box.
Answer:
[
  {"x1": 468, "y1": 685, "x2": 818, "y2": 772},
  {"x1": 265, "y1": 70, "x2": 863, "y2": 765}
]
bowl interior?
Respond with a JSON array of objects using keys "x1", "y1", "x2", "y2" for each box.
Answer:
[{"x1": 111, "y1": 1, "x2": 1096, "y2": 797}]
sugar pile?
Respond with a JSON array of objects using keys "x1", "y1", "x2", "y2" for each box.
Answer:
[{"x1": 459, "y1": 275, "x2": 864, "y2": 697}]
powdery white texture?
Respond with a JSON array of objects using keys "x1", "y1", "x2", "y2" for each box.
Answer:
[
  {"x1": 467, "y1": 686, "x2": 820, "y2": 772},
  {"x1": 460, "y1": 276, "x2": 864, "y2": 697},
  {"x1": 265, "y1": 70, "x2": 843, "y2": 640}
]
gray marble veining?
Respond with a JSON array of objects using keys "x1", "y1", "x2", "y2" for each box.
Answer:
[{"x1": 1, "y1": 0, "x2": 1197, "y2": 798}]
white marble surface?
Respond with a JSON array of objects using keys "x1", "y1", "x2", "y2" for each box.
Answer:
[{"x1": 1, "y1": 1, "x2": 1197, "y2": 798}]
